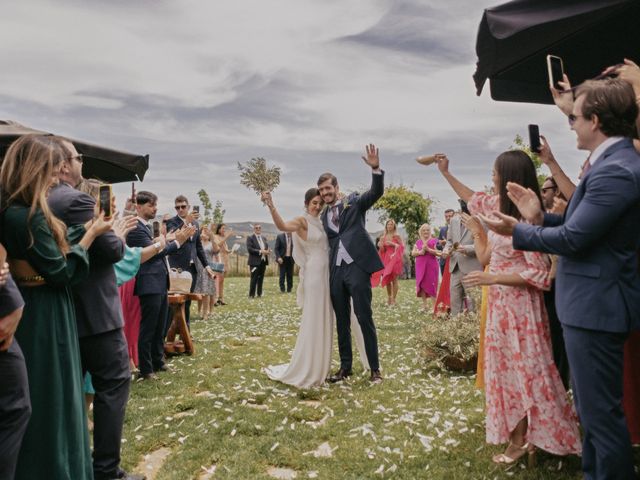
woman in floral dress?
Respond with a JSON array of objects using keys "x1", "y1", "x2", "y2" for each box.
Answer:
[{"x1": 431, "y1": 150, "x2": 581, "y2": 465}]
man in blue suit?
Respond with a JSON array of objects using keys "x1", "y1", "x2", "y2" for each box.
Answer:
[
  {"x1": 319, "y1": 144, "x2": 384, "y2": 383},
  {"x1": 165, "y1": 195, "x2": 214, "y2": 326},
  {"x1": 483, "y1": 79, "x2": 640, "y2": 480},
  {"x1": 126, "y1": 191, "x2": 194, "y2": 380}
]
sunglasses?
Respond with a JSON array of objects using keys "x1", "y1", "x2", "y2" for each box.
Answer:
[
  {"x1": 175, "y1": 205, "x2": 189, "y2": 210},
  {"x1": 541, "y1": 187, "x2": 557, "y2": 193}
]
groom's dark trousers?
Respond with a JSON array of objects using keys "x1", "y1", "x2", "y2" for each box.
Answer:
[{"x1": 323, "y1": 171, "x2": 385, "y2": 372}]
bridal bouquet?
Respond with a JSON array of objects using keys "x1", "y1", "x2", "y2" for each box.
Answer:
[{"x1": 238, "y1": 157, "x2": 281, "y2": 203}]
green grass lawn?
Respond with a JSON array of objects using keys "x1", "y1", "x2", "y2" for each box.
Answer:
[{"x1": 119, "y1": 277, "x2": 629, "y2": 479}]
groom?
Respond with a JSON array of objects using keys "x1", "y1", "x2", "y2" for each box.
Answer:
[{"x1": 319, "y1": 144, "x2": 384, "y2": 383}]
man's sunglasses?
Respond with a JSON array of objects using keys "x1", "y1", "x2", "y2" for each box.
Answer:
[{"x1": 175, "y1": 205, "x2": 189, "y2": 210}]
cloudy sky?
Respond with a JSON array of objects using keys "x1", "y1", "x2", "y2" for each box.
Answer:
[{"x1": 1, "y1": 0, "x2": 586, "y2": 230}]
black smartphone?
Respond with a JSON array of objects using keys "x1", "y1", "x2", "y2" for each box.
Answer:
[
  {"x1": 546, "y1": 55, "x2": 564, "y2": 90},
  {"x1": 193, "y1": 206, "x2": 200, "y2": 213},
  {"x1": 131, "y1": 182, "x2": 136, "y2": 203},
  {"x1": 528, "y1": 124, "x2": 541, "y2": 153},
  {"x1": 152, "y1": 221, "x2": 160, "y2": 238},
  {"x1": 99, "y1": 184, "x2": 113, "y2": 219}
]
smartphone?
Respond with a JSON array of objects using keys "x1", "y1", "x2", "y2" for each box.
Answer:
[
  {"x1": 99, "y1": 184, "x2": 113, "y2": 219},
  {"x1": 546, "y1": 55, "x2": 564, "y2": 90},
  {"x1": 131, "y1": 182, "x2": 136, "y2": 203},
  {"x1": 193, "y1": 206, "x2": 200, "y2": 213},
  {"x1": 528, "y1": 124, "x2": 541, "y2": 153},
  {"x1": 152, "y1": 221, "x2": 160, "y2": 238}
]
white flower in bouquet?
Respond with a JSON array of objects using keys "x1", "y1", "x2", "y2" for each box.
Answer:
[{"x1": 237, "y1": 157, "x2": 281, "y2": 204}]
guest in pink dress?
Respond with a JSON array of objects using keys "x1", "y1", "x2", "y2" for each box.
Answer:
[
  {"x1": 431, "y1": 150, "x2": 581, "y2": 466},
  {"x1": 371, "y1": 219, "x2": 404, "y2": 305},
  {"x1": 411, "y1": 224, "x2": 439, "y2": 310}
]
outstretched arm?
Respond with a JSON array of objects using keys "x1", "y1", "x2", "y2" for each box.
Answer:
[
  {"x1": 434, "y1": 154, "x2": 474, "y2": 202},
  {"x1": 261, "y1": 192, "x2": 308, "y2": 238},
  {"x1": 358, "y1": 143, "x2": 384, "y2": 211},
  {"x1": 539, "y1": 136, "x2": 576, "y2": 199}
]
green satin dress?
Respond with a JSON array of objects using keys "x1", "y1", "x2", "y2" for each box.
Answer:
[{"x1": 1, "y1": 205, "x2": 93, "y2": 480}]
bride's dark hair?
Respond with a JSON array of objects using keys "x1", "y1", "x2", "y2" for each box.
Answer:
[{"x1": 304, "y1": 188, "x2": 321, "y2": 206}]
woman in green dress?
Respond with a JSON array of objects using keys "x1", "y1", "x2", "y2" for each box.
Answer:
[{"x1": 0, "y1": 134, "x2": 113, "y2": 480}]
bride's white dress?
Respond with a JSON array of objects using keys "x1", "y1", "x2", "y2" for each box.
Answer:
[{"x1": 265, "y1": 212, "x2": 369, "y2": 388}]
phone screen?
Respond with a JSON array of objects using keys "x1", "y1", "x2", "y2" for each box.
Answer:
[
  {"x1": 193, "y1": 206, "x2": 200, "y2": 213},
  {"x1": 528, "y1": 124, "x2": 541, "y2": 153},
  {"x1": 131, "y1": 182, "x2": 135, "y2": 203},
  {"x1": 152, "y1": 221, "x2": 160, "y2": 238},
  {"x1": 547, "y1": 55, "x2": 564, "y2": 90},
  {"x1": 99, "y1": 185, "x2": 112, "y2": 218}
]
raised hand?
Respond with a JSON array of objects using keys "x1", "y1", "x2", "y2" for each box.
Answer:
[
  {"x1": 551, "y1": 73, "x2": 573, "y2": 116},
  {"x1": 505, "y1": 182, "x2": 544, "y2": 225},
  {"x1": 615, "y1": 59, "x2": 640, "y2": 95},
  {"x1": 261, "y1": 191, "x2": 275, "y2": 209},
  {"x1": 537, "y1": 135, "x2": 558, "y2": 168},
  {"x1": 361, "y1": 144, "x2": 380, "y2": 169},
  {"x1": 478, "y1": 212, "x2": 518, "y2": 236},
  {"x1": 434, "y1": 153, "x2": 449, "y2": 175},
  {"x1": 113, "y1": 215, "x2": 138, "y2": 241},
  {"x1": 91, "y1": 212, "x2": 115, "y2": 236}
]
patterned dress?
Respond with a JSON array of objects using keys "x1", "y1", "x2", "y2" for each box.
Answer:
[
  {"x1": 469, "y1": 192, "x2": 581, "y2": 455},
  {"x1": 195, "y1": 242, "x2": 216, "y2": 295}
]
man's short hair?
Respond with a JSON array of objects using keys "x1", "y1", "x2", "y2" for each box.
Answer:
[
  {"x1": 544, "y1": 176, "x2": 558, "y2": 188},
  {"x1": 174, "y1": 195, "x2": 189, "y2": 205},
  {"x1": 317, "y1": 172, "x2": 337, "y2": 187},
  {"x1": 575, "y1": 78, "x2": 639, "y2": 138},
  {"x1": 444, "y1": 208, "x2": 455, "y2": 214},
  {"x1": 137, "y1": 191, "x2": 157, "y2": 206}
]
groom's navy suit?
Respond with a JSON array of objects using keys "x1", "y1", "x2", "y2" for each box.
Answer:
[
  {"x1": 513, "y1": 138, "x2": 640, "y2": 480},
  {"x1": 322, "y1": 172, "x2": 384, "y2": 372}
]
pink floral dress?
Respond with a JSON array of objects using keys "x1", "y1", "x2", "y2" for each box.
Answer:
[{"x1": 469, "y1": 192, "x2": 581, "y2": 455}]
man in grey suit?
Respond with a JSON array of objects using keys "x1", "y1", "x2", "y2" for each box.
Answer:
[
  {"x1": 48, "y1": 139, "x2": 141, "y2": 480},
  {"x1": 444, "y1": 201, "x2": 482, "y2": 315}
]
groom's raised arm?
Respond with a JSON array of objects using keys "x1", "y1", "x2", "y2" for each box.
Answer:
[{"x1": 358, "y1": 143, "x2": 384, "y2": 211}]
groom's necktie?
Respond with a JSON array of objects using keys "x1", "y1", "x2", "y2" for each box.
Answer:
[{"x1": 331, "y1": 205, "x2": 340, "y2": 228}]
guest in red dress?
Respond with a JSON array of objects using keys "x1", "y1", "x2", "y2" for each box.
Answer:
[
  {"x1": 371, "y1": 219, "x2": 404, "y2": 305},
  {"x1": 433, "y1": 257, "x2": 451, "y2": 315}
]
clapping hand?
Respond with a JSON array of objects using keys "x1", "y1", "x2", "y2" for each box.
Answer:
[
  {"x1": 362, "y1": 144, "x2": 380, "y2": 169},
  {"x1": 478, "y1": 212, "x2": 518, "y2": 236},
  {"x1": 505, "y1": 182, "x2": 544, "y2": 225},
  {"x1": 460, "y1": 213, "x2": 483, "y2": 236},
  {"x1": 175, "y1": 225, "x2": 197, "y2": 245},
  {"x1": 113, "y1": 215, "x2": 138, "y2": 241}
]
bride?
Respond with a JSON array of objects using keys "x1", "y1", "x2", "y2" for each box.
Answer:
[{"x1": 261, "y1": 188, "x2": 369, "y2": 388}]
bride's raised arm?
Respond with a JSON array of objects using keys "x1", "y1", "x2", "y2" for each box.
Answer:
[{"x1": 261, "y1": 192, "x2": 308, "y2": 238}]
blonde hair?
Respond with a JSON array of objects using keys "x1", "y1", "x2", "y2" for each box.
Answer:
[
  {"x1": 419, "y1": 223, "x2": 431, "y2": 236},
  {"x1": 77, "y1": 178, "x2": 102, "y2": 200},
  {"x1": 0, "y1": 135, "x2": 69, "y2": 253}
]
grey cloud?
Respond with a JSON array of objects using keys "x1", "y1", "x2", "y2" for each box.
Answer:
[{"x1": 337, "y1": 0, "x2": 491, "y2": 65}]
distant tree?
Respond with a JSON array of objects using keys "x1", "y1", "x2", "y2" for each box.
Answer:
[
  {"x1": 197, "y1": 189, "x2": 214, "y2": 225},
  {"x1": 511, "y1": 134, "x2": 546, "y2": 187},
  {"x1": 372, "y1": 184, "x2": 433, "y2": 245},
  {"x1": 212, "y1": 200, "x2": 225, "y2": 225}
]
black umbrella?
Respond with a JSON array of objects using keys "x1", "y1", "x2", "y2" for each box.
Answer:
[
  {"x1": 473, "y1": 0, "x2": 640, "y2": 104},
  {"x1": 0, "y1": 120, "x2": 149, "y2": 183}
]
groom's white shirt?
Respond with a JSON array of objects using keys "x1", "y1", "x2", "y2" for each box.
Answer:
[{"x1": 328, "y1": 202, "x2": 354, "y2": 266}]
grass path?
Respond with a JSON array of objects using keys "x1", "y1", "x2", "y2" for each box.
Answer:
[{"x1": 120, "y1": 277, "x2": 594, "y2": 479}]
